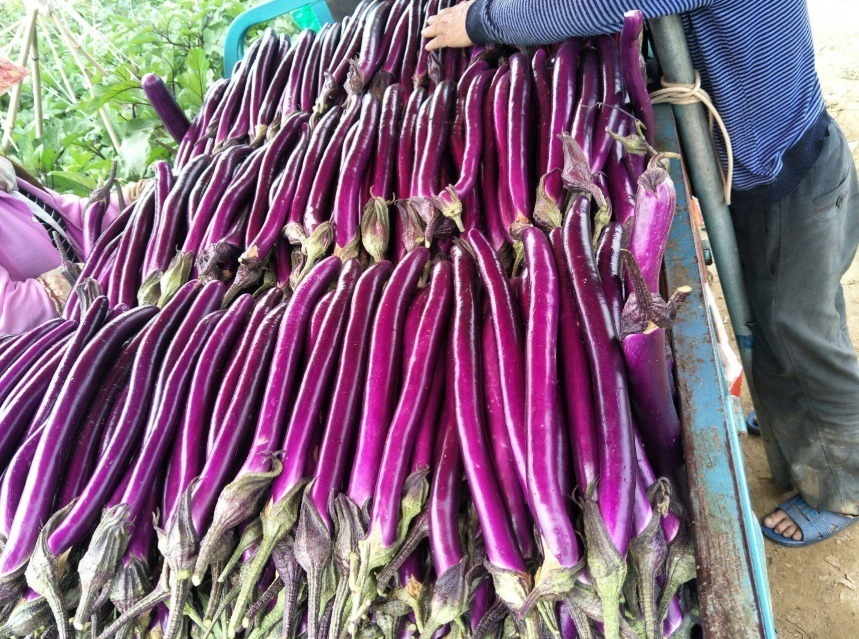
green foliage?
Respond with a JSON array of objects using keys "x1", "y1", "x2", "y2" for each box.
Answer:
[{"x1": 0, "y1": 0, "x2": 298, "y2": 192}]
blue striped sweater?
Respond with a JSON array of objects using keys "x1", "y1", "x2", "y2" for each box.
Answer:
[{"x1": 465, "y1": 0, "x2": 828, "y2": 204}]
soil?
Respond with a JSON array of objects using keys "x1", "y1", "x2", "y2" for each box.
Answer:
[{"x1": 708, "y1": 2, "x2": 859, "y2": 637}]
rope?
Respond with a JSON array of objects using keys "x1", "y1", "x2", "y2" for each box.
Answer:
[{"x1": 650, "y1": 71, "x2": 734, "y2": 205}]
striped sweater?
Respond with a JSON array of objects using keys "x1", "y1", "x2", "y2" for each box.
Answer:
[{"x1": 465, "y1": 0, "x2": 827, "y2": 205}]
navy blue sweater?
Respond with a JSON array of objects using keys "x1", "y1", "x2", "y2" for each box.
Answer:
[{"x1": 466, "y1": 0, "x2": 827, "y2": 206}]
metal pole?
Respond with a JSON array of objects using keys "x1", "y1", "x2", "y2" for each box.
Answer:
[{"x1": 648, "y1": 18, "x2": 755, "y2": 374}]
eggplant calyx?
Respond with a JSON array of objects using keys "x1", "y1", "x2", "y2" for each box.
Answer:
[
  {"x1": 74, "y1": 276, "x2": 101, "y2": 310},
  {"x1": 24, "y1": 501, "x2": 78, "y2": 639},
  {"x1": 518, "y1": 551, "x2": 584, "y2": 619},
  {"x1": 361, "y1": 196, "x2": 391, "y2": 263},
  {"x1": 483, "y1": 561, "x2": 532, "y2": 619},
  {"x1": 608, "y1": 128, "x2": 654, "y2": 158},
  {"x1": 433, "y1": 186, "x2": 465, "y2": 233},
  {"x1": 268, "y1": 536, "x2": 302, "y2": 639},
  {"x1": 620, "y1": 249, "x2": 692, "y2": 340},
  {"x1": 533, "y1": 174, "x2": 563, "y2": 231},
  {"x1": 419, "y1": 559, "x2": 470, "y2": 639},
  {"x1": 408, "y1": 197, "x2": 440, "y2": 248},
  {"x1": 138, "y1": 270, "x2": 163, "y2": 307},
  {"x1": 109, "y1": 556, "x2": 153, "y2": 636},
  {"x1": 293, "y1": 494, "x2": 335, "y2": 639},
  {"x1": 346, "y1": 59, "x2": 370, "y2": 97},
  {"x1": 73, "y1": 504, "x2": 134, "y2": 629},
  {"x1": 582, "y1": 497, "x2": 628, "y2": 639},
  {"x1": 628, "y1": 508, "x2": 669, "y2": 639},
  {"x1": 396, "y1": 200, "x2": 427, "y2": 253},
  {"x1": 657, "y1": 521, "x2": 696, "y2": 625},
  {"x1": 348, "y1": 468, "x2": 431, "y2": 639},
  {"x1": 335, "y1": 234, "x2": 363, "y2": 264},
  {"x1": 193, "y1": 458, "x2": 283, "y2": 586},
  {"x1": 157, "y1": 252, "x2": 195, "y2": 308},
  {"x1": 289, "y1": 222, "x2": 334, "y2": 288},
  {"x1": 156, "y1": 480, "x2": 199, "y2": 583}
]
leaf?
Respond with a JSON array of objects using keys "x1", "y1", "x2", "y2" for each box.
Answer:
[
  {"x1": 176, "y1": 47, "x2": 211, "y2": 108},
  {"x1": 118, "y1": 128, "x2": 153, "y2": 179},
  {"x1": 39, "y1": 145, "x2": 59, "y2": 174},
  {"x1": 49, "y1": 171, "x2": 97, "y2": 197},
  {"x1": 79, "y1": 80, "x2": 142, "y2": 114}
]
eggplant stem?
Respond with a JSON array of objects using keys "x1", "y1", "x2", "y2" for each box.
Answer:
[
  {"x1": 471, "y1": 599, "x2": 506, "y2": 639},
  {"x1": 562, "y1": 594, "x2": 595, "y2": 639},
  {"x1": 375, "y1": 511, "x2": 428, "y2": 593},
  {"x1": 229, "y1": 534, "x2": 278, "y2": 636},
  {"x1": 93, "y1": 587, "x2": 169, "y2": 639},
  {"x1": 163, "y1": 578, "x2": 189, "y2": 639},
  {"x1": 200, "y1": 586, "x2": 242, "y2": 639},
  {"x1": 244, "y1": 577, "x2": 283, "y2": 628},
  {"x1": 327, "y1": 574, "x2": 352, "y2": 639},
  {"x1": 203, "y1": 562, "x2": 225, "y2": 625},
  {"x1": 246, "y1": 589, "x2": 285, "y2": 639},
  {"x1": 219, "y1": 518, "x2": 263, "y2": 584}
]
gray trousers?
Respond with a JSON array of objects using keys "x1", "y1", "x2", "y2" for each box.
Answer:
[{"x1": 731, "y1": 119, "x2": 859, "y2": 515}]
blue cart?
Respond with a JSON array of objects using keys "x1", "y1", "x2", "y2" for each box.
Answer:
[
  {"x1": 223, "y1": 5, "x2": 778, "y2": 637},
  {"x1": 655, "y1": 105, "x2": 777, "y2": 639}
]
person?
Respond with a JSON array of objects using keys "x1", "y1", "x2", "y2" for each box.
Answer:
[
  {"x1": 423, "y1": 0, "x2": 859, "y2": 547},
  {"x1": 0, "y1": 156, "x2": 143, "y2": 335}
]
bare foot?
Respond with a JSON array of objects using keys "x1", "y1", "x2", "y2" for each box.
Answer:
[{"x1": 763, "y1": 509, "x2": 804, "y2": 541}]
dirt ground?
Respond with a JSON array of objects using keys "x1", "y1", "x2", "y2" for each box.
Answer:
[{"x1": 708, "y1": 2, "x2": 859, "y2": 637}]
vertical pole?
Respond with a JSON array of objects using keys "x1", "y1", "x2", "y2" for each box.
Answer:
[
  {"x1": 648, "y1": 17, "x2": 757, "y2": 383},
  {"x1": 1, "y1": 9, "x2": 38, "y2": 153},
  {"x1": 49, "y1": 11, "x2": 121, "y2": 152},
  {"x1": 30, "y1": 26, "x2": 44, "y2": 139}
]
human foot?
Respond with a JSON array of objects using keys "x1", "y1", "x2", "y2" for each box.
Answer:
[
  {"x1": 763, "y1": 508, "x2": 803, "y2": 541},
  {"x1": 761, "y1": 495, "x2": 859, "y2": 547}
]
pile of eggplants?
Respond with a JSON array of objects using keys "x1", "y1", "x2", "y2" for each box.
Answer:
[{"x1": 0, "y1": 2, "x2": 701, "y2": 639}]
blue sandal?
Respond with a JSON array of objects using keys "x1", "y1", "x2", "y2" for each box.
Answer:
[
  {"x1": 761, "y1": 494, "x2": 859, "y2": 547},
  {"x1": 746, "y1": 410, "x2": 760, "y2": 436}
]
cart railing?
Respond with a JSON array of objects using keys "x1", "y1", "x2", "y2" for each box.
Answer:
[
  {"x1": 223, "y1": 0, "x2": 334, "y2": 76},
  {"x1": 656, "y1": 103, "x2": 777, "y2": 639}
]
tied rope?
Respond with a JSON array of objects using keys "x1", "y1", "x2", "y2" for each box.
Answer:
[{"x1": 649, "y1": 71, "x2": 734, "y2": 205}]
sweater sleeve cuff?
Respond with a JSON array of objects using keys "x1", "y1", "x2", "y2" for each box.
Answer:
[{"x1": 466, "y1": 0, "x2": 492, "y2": 45}]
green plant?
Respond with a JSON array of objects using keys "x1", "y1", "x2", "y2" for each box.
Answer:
[{"x1": 0, "y1": 0, "x2": 299, "y2": 195}]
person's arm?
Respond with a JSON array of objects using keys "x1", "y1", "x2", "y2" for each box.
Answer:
[
  {"x1": 426, "y1": 0, "x2": 715, "y2": 49},
  {"x1": 15, "y1": 177, "x2": 145, "y2": 259},
  {"x1": 0, "y1": 263, "x2": 67, "y2": 335}
]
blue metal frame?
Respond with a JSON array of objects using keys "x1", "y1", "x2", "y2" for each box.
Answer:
[
  {"x1": 656, "y1": 104, "x2": 776, "y2": 639},
  {"x1": 223, "y1": 0, "x2": 334, "y2": 77}
]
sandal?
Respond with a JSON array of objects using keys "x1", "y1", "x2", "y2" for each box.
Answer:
[
  {"x1": 761, "y1": 494, "x2": 859, "y2": 547},
  {"x1": 746, "y1": 410, "x2": 760, "y2": 436}
]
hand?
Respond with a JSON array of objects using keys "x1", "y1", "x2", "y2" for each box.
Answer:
[
  {"x1": 422, "y1": 1, "x2": 475, "y2": 51},
  {"x1": 37, "y1": 266, "x2": 73, "y2": 314},
  {"x1": 0, "y1": 156, "x2": 16, "y2": 192},
  {"x1": 122, "y1": 178, "x2": 149, "y2": 203}
]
